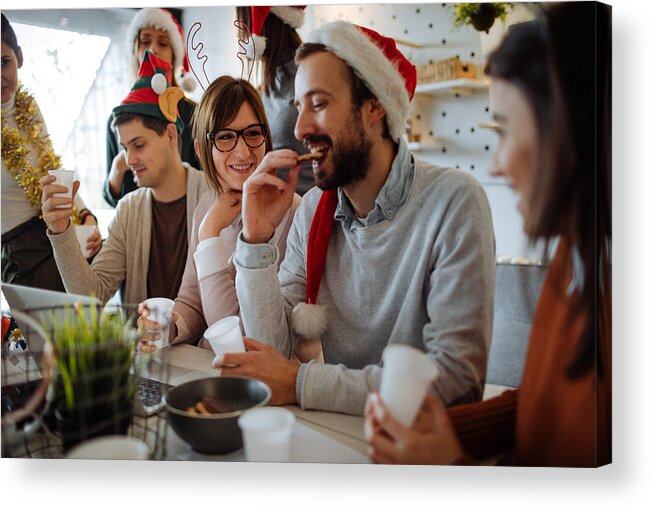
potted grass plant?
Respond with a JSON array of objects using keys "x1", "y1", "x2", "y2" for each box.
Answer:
[
  {"x1": 46, "y1": 304, "x2": 140, "y2": 451},
  {"x1": 452, "y1": 3, "x2": 514, "y2": 33}
]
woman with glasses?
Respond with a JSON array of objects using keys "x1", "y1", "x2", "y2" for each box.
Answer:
[
  {"x1": 145, "y1": 76, "x2": 301, "y2": 349},
  {"x1": 364, "y1": 2, "x2": 611, "y2": 467}
]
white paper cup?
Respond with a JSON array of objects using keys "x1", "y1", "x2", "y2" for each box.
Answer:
[
  {"x1": 238, "y1": 407, "x2": 295, "y2": 462},
  {"x1": 204, "y1": 315, "x2": 245, "y2": 357},
  {"x1": 74, "y1": 224, "x2": 97, "y2": 258},
  {"x1": 66, "y1": 435, "x2": 150, "y2": 460},
  {"x1": 48, "y1": 169, "x2": 75, "y2": 209},
  {"x1": 379, "y1": 344, "x2": 439, "y2": 428},
  {"x1": 143, "y1": 297, "x2": 175, "y2": 348}
]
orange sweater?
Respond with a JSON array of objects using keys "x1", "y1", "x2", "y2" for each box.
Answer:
[{"x1": 449, "y1": 240, "x2": 611, "y2": 467}]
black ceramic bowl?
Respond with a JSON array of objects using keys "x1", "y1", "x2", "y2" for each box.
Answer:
[{"x1": 165, "y1": 376, "x2": 271, "y2": 454}]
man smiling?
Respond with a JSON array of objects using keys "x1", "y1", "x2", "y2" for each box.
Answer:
[
  {"x1": 220, "y1": 22, "x2": 496, "y2": 415},
  {"x1": 40, "y1": 51, "x2": 208, "y2": 305}
]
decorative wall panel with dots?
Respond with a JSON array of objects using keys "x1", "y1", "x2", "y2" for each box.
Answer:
[{"x1": 304, "y1": 3, "x2": 543, "y2": 258}]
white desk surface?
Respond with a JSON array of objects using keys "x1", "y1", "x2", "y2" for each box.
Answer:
[{"x1": 162, "y1": 344, "x2": 370, "y2": 460}]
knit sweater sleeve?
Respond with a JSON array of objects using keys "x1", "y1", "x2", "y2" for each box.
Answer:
[
  {"x1": 48, "y1": 201, "x2": 129, "y2": 304},
  {"x1": 447, "y1": 389, "x2": 518, "y2": 461},
  {"x1": 235, "y1": 194, "x2": 311, "y2": 357}
]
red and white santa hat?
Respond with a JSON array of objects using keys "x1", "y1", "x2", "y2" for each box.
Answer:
[
  {"x1": 127, "y1": 8, "x2": 196, "y2": 93},
  {"x1": 291, "y1": 22, "x2": 417, "y2": 341},
  {"x1": 249, "y1": 6, "x2": 306, "y2": 57},
  {"x1": 305, "y1": 20, "x2": 417, "y2": 142}
]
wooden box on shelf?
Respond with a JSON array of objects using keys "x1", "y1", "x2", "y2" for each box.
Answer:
[{"x1": 416, "y1": 56, "x2": 477, "y2": 85}]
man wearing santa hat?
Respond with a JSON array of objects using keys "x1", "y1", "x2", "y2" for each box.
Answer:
[
  {"x1": 41, "y1": 51, "x2": 208, "y2": 307},
  {"x1": 216, "y1": 21, "x2": 495, "y2": 416}
]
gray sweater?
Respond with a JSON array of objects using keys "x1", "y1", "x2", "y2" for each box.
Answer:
[
  {"x1": 49, "y1": 163, "x2": 209, "y2": 306},
  {"x1": 234, "y1": 140, "x2": 495, "y2": 415}
]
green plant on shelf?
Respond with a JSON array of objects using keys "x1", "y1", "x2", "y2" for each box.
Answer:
[{"x1": 452, "y1": 3, "x2": 515, "y2": 33}]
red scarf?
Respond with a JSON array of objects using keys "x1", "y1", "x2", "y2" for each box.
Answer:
[{"x1": 305, "y1": 190, "x2": 338, "y2": 304}]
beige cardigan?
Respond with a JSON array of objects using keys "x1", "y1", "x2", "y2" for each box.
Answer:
[{"x1": 49, "y1": 163, "x2": 209, "y2": 306}]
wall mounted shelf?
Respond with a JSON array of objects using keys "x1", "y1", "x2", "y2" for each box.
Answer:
[
  {"x1": 407, "y1": 139, "x2": 444, "y2": 151},
  {"x1": 415, "y1": 78, "x2": 490, "y2": 96},
  {"x1": 479, "y1": 122, "x2": 499, "y2": 131}
]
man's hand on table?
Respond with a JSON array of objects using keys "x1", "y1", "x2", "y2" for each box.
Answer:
[{"x1": 212, "y1": 337, "x2": 299, "y2": 406}]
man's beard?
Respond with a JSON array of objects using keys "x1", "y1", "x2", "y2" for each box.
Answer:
[{"x1": 313, "y1": 112, "x2": 372, "y2": 191}]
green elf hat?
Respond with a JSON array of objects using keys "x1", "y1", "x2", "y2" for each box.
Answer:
[{"x1": 112, "y1": 50, "x2": 185, "y2": 134}]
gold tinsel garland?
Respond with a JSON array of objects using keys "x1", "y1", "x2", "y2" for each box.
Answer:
[{"x1": 1, "y1": 84, "x2": 80, "y2": 223}]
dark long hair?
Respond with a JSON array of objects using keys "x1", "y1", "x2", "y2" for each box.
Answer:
[
  {"x1": 485, "y1": 3, "x2": 611, "y2": 378},
  {"x1": 236, "y1": 7, "x2": 302, "y2": 96},
  {"x1": 1, "y1": 13, "x2": 20, "y2": 51}
]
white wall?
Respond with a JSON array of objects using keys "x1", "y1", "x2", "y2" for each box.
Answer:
[
  {"x1": 182, "y1": 6, "x2": 241, "y2": 103},
  {"x1": 308, "y1": 3, "x2": 542, "y2": 260}
]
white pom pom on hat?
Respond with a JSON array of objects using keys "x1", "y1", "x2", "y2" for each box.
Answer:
[
  {"x1": 247, "y1": 6, "x2": 306, "y2": 60},
  {"x1": 292, "y1": 302, "x2": 327, "y2": 339},
  {"x1": 150, "y1": 73, "x2": 167, "y2": 95}
]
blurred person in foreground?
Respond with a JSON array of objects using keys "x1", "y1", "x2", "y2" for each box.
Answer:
[{"x1": 365, "y1": 2, "x2": 611, "y2": 467}]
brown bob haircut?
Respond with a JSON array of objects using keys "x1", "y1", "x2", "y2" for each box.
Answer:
[{"x1": 192, "y1": 76, "x2": 272, "y2": 193}]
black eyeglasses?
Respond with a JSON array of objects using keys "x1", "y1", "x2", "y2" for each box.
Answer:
[{"x1": 207, "y1": 124, "x2": 268, "y2": 152}]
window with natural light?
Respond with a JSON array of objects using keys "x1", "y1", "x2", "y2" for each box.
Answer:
[
  {"x1": 13, "y1": 23, "x2": 110, "y2": 156},
  {"x1": 13, "y1": 19, "x2": 131, "y2": 232}
]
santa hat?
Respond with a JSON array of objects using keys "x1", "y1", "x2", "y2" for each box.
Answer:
[
  {"x1": 112, "y1": 50, "x2": 185, "y2": 134},
  {"x1": 248, "y1": 6, "x2": 306, "y2": 58},
  {"x1": 291, "y1": 189, "x2": 338, "y2": 340},
  {"x1": 304, "y1": 21, "x2": 417, "y2": 142},
  {"x1": 127, "y1": 8, "x2": 196, "y2": 93}
]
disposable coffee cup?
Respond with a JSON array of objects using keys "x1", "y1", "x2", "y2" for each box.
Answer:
[
  {"x1": 379, "y1": 344, "x2": 438, "y2": 428},
  {"x1": 74, "y1": 224, "x2": 97, "y2": 258},
  {"x1": 143, "y1": 297, "x2": 175, "y2": 349},
  {"x1": 204, "y1": 316, "x2": 245, "y2": 357},
  {"x1": 47, "y1": 170, "x2": 75, "y2": 209},
  {"x1": 238, "y1": 407, "x2": 295, "y2": 462}
]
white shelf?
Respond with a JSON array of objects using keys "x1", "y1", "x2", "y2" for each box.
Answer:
[
  {"x1": 479, "y1": 122, "x2": 499, "y2": 131},
  {"x1": 407, "y1": 139, "x2": 444, "y2": 151},
  {"x1": 415, "y1": 79, "x2": 490, "y2": 96}
]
